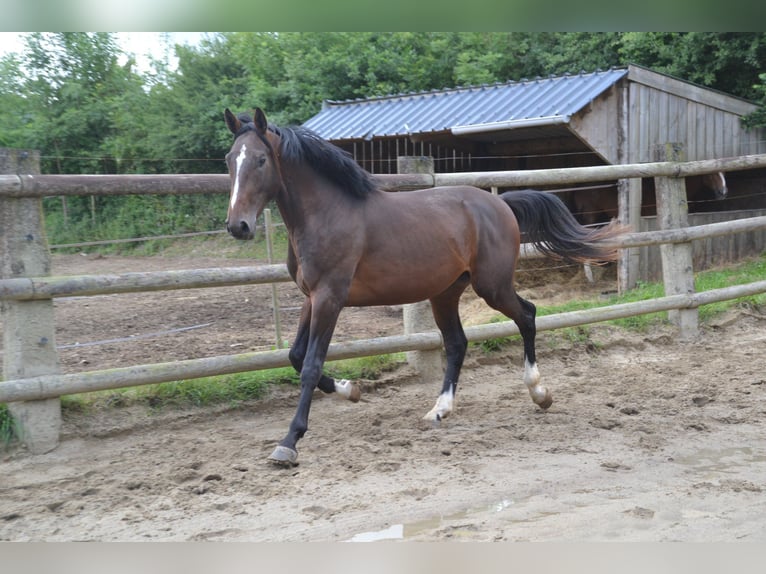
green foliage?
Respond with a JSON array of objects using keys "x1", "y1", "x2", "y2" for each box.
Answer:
[
  {"x1": 2, "y1": 32, "x2": 766, "y2": 246},
  {"x1": 0, "y1": 404, "x2": 19, "y2": 448},
  {"x1": 43, "y1": 193, "x2": 231, "y2": 249},
  {"x1": 61, "y1": 371, "x2": 282, "y2": 412},
  {"x1": 58, "y1": 353, "x2": 405, "y2": 413},
  {"x1": 474, "y1": 254, "x2": 766, "y2": 351},
  {"x1": 326, "y1": 353, "x2": 407, "y2": 381},
  {"x1": 474, "y1": 315, "x2": 521, "y2": 354},
  {"x1": 619, "y1": 33, "x2": 766, "y2": 104},
  {"x1": 12, "y1": 33, "x2": 142, "y2": 174},
  {"x1": 744, "y1": 72, "x2": 766, "y2": 129},
  {"x1": 695, "y1": 254, "x2": 766, "y2": 320}
]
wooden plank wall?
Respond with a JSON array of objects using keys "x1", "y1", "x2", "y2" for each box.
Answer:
[
  {"x1": 639, "y1": 209, "x2": 766, "y2": 282},
  {"x1": 627, "y1": 82, "x2": 766, "y2": 163}
]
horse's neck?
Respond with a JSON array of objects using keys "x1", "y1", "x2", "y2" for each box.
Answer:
[
  {"x1": 277, "y1": 170, "x2": 365, "y2": 251},
  {"x1": 275, "y1": 168, "x2": 328, "y2": 236}
]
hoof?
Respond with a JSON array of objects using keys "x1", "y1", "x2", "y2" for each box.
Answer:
[
  {"x1": 348, "y1": 382, "x2": 361, "y2": 403},
  {"x1": 268, "y1": 445, "x2": 299, "y2": 467},
  {"x1": 423, "y1": 411, "x2": 446, "y2": 428},
  {"x1": 334, "y1": 379, "x2": 361, "y2": 403},
  {"x1": 536, "y1": 391, "x2": 553, "y2": 411}
]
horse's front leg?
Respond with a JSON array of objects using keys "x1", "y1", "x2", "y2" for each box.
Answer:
[
  {"x1": 269, "y1": 289, "x2": 345, "y2": 467},
  {"x1": 289, "y1": 297, "x2": 361, "y2": 402}
]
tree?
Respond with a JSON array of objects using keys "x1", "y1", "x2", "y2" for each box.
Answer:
[
  {"x1": 618, "y1": 32, "x2": 766, "y2": 102},
  {"x1": 15, "y1": 33, "x2": 143, "y2": 174},
  {"x1": 3, "y1": 32, "x2": 766, "y2": 245},
  {"x1": 0, "y1": 54, "x2": 28, "y2": 148},
  {"x1": 120, "y1": 34, "x2": 251, "y2": 175},
  {"x1": 743, "y1": 73, "x2": 766, "y2": 129}
]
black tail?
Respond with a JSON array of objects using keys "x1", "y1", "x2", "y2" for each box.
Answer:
[{"x1": 500, "y1": 189, "x2": 626, "y2": 264}]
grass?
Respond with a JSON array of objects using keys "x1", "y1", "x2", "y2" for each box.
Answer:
[
  {"x1": 0, "y1": 352, "x2": 405, "y2": 449},
  {"x1": 56, "y1": 353, "x2": 406, "y2": 415},
  {"x1": 474, "y1": 253, "x2": 766, "y2": 353},
  {"x1": 144, "y1": 226, "x2": 290, "y2": 261},
  {"x1": 52, "y1": 205, "x2": 291, "y2": 261},
  {"x1": 59, "y1": 370, "x2": 290, "y2": 414},
  {"x1": 0, "y1": 404, "x2": 19, "y2": 449}
]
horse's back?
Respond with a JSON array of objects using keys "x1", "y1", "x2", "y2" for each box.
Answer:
[
  {"x1": 345, "y1": 186, "x2": 519, "y2": 306},
  {"x1": 365, "y1": 185, "x2": 517, "y2": 246}
]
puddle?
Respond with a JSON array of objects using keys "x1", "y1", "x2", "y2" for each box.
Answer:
[
  {"x1": 346, "y1": 499, "x2": 515, "y2": 542},
  {"x1": 347, "y1": 524, "x2": 404, "y2": 542},
  {"x1": 674, "y1": 447, "x2": 766, "y2": 475},
  {"x1": 346, "y1": 448, "x2": 766, "y2": 542}
]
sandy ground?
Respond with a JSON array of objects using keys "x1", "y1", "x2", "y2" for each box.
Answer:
[{"x1": 1, "y1": 254, "x2": 765, "y2": 541}]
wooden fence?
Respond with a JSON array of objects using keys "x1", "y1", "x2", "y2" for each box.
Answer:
[
  {"x1": 2, "y1": 148, "x2": 766, "y2": 454},
  {"x1": 639, "y1": 209, "x2": 766, "y2": 282}
]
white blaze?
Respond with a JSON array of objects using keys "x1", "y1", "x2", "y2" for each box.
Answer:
[
  {"x1": 230, "y1": 144, "x2": 247, "y2": 210},
  {"x1": 716, "y1": 172, "x2": 727, "y2": 195}
]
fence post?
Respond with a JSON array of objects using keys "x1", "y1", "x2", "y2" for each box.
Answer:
[
  {"x1": 0, "y1": 149, "x2": 61, "y2": 453},
  {"x1": 654, "y1": 143, "x2": 698, "y2": 339},
  {"x1": 264, "y1": 208, "x2": 284, "y2": 349},
  {"x1": 397, "y1": 156, "x2": 444, "y2": 383}
]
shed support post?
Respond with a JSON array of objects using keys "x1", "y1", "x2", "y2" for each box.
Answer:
[
  {"x1": 0, "y1": 148, "x2": 61, "y2": 454},
  {"x1": 397, "y1": 156, "x2": 444, "y2": 384},
  {"x1": 617, "y1": 177, "x2": 642, "y2": 291},
  {"x1": 616, "y1": 80, "x2": 641, "y2": 293},
  {"x1": 654, "y1": 143, "x2": 698, "y2": 339}
]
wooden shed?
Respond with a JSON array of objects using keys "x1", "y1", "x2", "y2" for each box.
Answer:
[
  {"x1": 305, "y1": 64, "x2": 766, "y2": 172},
  {"x1": 304, "y1": 64, "x2": 766, "y2": 283}
]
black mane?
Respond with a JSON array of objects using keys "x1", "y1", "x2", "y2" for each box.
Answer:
[{"x1": 234, "y1": 113, "x2": 377, "y2": 199}]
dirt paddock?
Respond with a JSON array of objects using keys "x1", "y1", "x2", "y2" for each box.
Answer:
[{"x1": 1, "y1": 253, "x2": 766, "y2": 541}]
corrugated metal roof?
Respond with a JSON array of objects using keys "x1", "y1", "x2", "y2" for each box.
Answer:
[{"x1": 303, "y1": 68, "x2": 629, "y2": 141}]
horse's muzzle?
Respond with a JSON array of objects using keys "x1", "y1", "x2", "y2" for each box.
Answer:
[{"x1": 226, "y1": 220, "x2": 254, "y2": 240}]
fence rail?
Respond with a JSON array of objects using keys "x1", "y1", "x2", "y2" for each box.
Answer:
[
  {"x1": 4, "y1": 153, "x2": 766, "y2": 198},
  {"x1": 0, "y1": 264, "x2": 291, "y2": 301},
  {"x1": 2, "y1": 278, "x2": 765, "y2": 405},
  {"x1": 3, "y1": 149, "x2": 766, "y2": 453},
  {"x1": 2, "y1": 218, "x2": 766, "y2": 303}
]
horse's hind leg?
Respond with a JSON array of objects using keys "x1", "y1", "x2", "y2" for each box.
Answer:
[
  {"x1": 515, "y1": 295, "x2": 552, "y2": 409},
  {"x1": 289, "y1": 298, "x2": 360, "y2": 402},
  {"x1": 423, "y1": 275, "x2": 470, "y2": 423},
  {"x1": 479, "y1": 286, "x2": 552, "y2": 410}
]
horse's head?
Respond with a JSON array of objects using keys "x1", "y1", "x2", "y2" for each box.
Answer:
[
  {"x1": 704, "y1": 171, "x2": 728, "y2": 200},
  {"x1": 224, "y1": 107, "x2": 283, "y2": 240}
]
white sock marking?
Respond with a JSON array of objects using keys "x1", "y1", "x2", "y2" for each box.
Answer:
[
  {"x1": 424, "y1": 389, "x2": 455, "y2": 421},
  {"x1": 334, "y1": 379, "x2": 353, "y2": 399},
  {"x1": 524, "y1": 358, "x2": 548, "y2": 404}
]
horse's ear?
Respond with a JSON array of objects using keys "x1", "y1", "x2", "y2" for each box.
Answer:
[
  {"x1": 254, "y1": 107, "x2": 268, "y2": 134},
  {"x1": 224, "y1": 108, "x2": 241, "y2": 135}
]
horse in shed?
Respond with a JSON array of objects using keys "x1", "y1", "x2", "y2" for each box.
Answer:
[{"x1": 566, "y1": 172, "x2": 728, "y2": 227}]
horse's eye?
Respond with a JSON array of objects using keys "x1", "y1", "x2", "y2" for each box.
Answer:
[{"x1": 256, "y1": 156, "x2": 267, "y2": 168}]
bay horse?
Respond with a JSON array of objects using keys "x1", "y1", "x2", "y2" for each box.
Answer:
[
  {"x1": 644, "y1": 171, "x2": 728, "y2": 216},
  {"x1": 224, "y1": 107, "x2": 626, "y2": 466},
  {"x1": 567, "y1": 172, "x2": 728, "y2": 227}
]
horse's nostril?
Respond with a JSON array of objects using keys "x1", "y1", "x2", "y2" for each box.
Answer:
[{"x1": 239, "y1": 221, "x2": 250, "y2": 235}]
